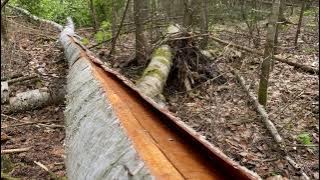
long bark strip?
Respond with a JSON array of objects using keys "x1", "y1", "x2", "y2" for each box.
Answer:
[
  {"x1": 211, "y1": 36, "x2": 319, "y2": 74},
  {"x1": 60, "y1": 18, "x2": 261, "y2": 180},
  {"x1": 232, "y1": 69, "x2": 310, "y2": 180}
]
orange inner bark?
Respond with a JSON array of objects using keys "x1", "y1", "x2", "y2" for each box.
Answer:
[{"x1": 90, "y1": 61, "x2": 227, "y2": 180}]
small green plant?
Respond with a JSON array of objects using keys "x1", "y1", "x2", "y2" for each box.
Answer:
[
  {"x1": 81, "y1": 37, "x2": 90, "y2": 45},
  {"x1": 94, "y1": 21, "x2": 112, "y2": 44},
  {"x1": 297, "y1": 132, "x2": 312, "y2": 145}
]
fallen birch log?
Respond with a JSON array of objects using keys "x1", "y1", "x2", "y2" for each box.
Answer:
[
  {"x1": 211, "y1": 36, "x2": 319, "y2": 74},
  {"x1": 136, "y1": 45, "x2": 172, "y2": 100},
  {"x1": 232, "y1": 69, "x2": 310, "y2": 180},
  {"x1": 5, "y1": 88, "x2": 64, "y2": 113},
  {"x1": 1, "y1": 81, "x2": 9, "y2": 104},
  {"x1": 136, "y1": 25, "x2": 181, "y2": 102},
  {"x1": 60, "y1": 17, "x2": 152, "y2": 180}
]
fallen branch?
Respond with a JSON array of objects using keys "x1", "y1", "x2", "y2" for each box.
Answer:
[
  {"x1": 38, "y1": 123, "x2": 64, "y2": 128},
  {"x1": 34, "y1": 161, "x2": 61, "y2": 179},
  {"x1": 232, "y1": 69, "x2": 310, "y2": 180},
  {"x1": 1, "y1": 147, "x2": 31, "y2": 154},
  {"x1": 1, "y1": 113, "x2": 19, "y2": 121},
  {"x1": 0, "y1": 172, "x2": 19, "y2": 180},
  {"x1": 211, "y1": 36, "x2": 319, "y2": 74},
  {"x1": 1, "y1": 73, "x2": 23, "y2": 81},
  {"x1": 1, "y1": 120, "x2": 61, "y2": 129},
  {"x1": 7, "y1": 75, "x2": 38, "y2": 85}
]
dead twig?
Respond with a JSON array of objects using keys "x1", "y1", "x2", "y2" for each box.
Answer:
[
  {"x1": 1, "y1": 147, "x2": 31, "y2": 154},
  {"x1": 1, "y1": 113, "x2": 19, "y2": 121},
  {"x1": 232, "y1": 69, "x2": 310, "y2": 180},
  {"x1": 7, "y1": 75, "x2": 39, "y2": 85},
  {"x1": 1, "y1": 120, "x2": 62, "y2": 129},
  {"x1": 38, "y1": 123, "x2": 64, "y2": 128},
  {"x1": 34, "y1": 161, "x2": 62, "y2": 179},
  {"x1": 210, "y1": 36, "x2": 319, "y2": 74}
]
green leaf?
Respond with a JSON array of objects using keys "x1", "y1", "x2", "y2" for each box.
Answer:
[
  {"x1": 81, "y1": 37, "x2": 90, "y2": 45},
  {"x1": 95, "y1": 31, "x2": 105, "y2": 43},
  {"x1": 297, "y1": 133, "x2": 312, "y2": 145}
]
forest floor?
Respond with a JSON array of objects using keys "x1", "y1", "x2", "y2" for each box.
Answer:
[
  {"x1": 84, "y1": 9, "x2": 319, "y2": 180},
  {"x1": 1, "y1": 7, "x2": 318, "y2": 180},
  {"x1": 1, "y1": 15, "x2": 67, "y2": 179}
]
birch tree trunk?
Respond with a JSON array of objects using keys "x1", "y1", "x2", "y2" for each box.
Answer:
[
  {"x1": 258, "y1": 0, "x2": 281, "y2": 106},
  {"x1": 294, "y1": 0, "x2": 306, "y2": 47},
  {"x1": 136, "y1": 25, "x2": 180, "y2": 102}
]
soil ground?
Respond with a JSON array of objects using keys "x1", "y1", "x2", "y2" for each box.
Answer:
[
  {"x1": 1, "y1": 13, "x2": 67, "y2": 179},
  {"x1": 83, "y1": 7, "x2": 319, "y2": 179},
  {"x1": 1, "y1": 6, "x2": 318, "y2": 180}
]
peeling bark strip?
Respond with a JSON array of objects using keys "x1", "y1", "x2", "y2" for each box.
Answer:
[
  {"x1": 60, "y1": 18, "x2": 261, "y2": 180},
  {"x1": 60, "y1": 18, "x2": 152, "y2": 180}
]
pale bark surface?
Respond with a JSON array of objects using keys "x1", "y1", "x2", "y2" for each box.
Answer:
[
  {"x1": 1, "y1": 81, "x2": 9, "y2": 104},
  {"x1": 294, "y1": 0, "x2": 306, "y2": 46},
  {"x1": 7, "y1": 88, "x2": 64, "y2": 113},
  {"x1": 60, "y1": 18, "x2": 152, "y2": 180},
  {"x1": 136, "y1": 45, "x2": 172, "y2": 100}
]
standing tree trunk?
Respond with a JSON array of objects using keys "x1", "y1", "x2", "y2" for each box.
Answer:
[
  {"x1": 1, "y1": 5, "x2": 8, "y2": 42},
  {"x1": 109, "y1": 0, "x2": 130, "y2": 57},
  {"x1": 200, "y1": 0, "x2": 209, "y2": 48},
  {"x1": 294, "y1": 0, "x2": 306, "y2": 47},
  {"x1": 111, "y1": 0, "x2": 117, "y2": 38},
  {"x1": 183, "y1": 0, "x2": 193, "y2": 28},
  {"x1": 258, "y1": 0, "x2": 281, "y2": 106},
  {"x1": 88, "y1": 0, "x2": 99, "y2": 32},
  {"x1": 134, "y1": 0, "x2": 148, "y2": 64}
]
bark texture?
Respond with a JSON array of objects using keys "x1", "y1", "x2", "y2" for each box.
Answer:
[
  {"x1": 258, "y1": 0, "x2": 281, "y2": 106},
  {"x1": 1, "y1": 81, "x2": 9, "y2": 104},
  {"x1": 136, "y1": 25, "x2": 181, "y2": 102},
  {"x1": 294, "y1": 0, "x2": 306, "y2": 46},
  {"x1": 136, "y1": 45, "x2": 172, "y2": 100},
  {"x1": 7, "y1": 88, "x2": 64, "y2": 113},
  {"x1": 60, "y1": 17, "x2": 152, "y2": 180}
]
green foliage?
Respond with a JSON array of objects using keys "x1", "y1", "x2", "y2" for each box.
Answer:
[
  {"x1": 94, "y1": 20, "x2": 112, "y2": 43},
  {"x1": 81, "y1": 37, "x2": 90, "y2": 45},
  {"x1": 297, "y1": 133, "x2": 312, "y2": 145},
  {"x1": 9, "y1": 0, "x2": 127, "y2": 28}
]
